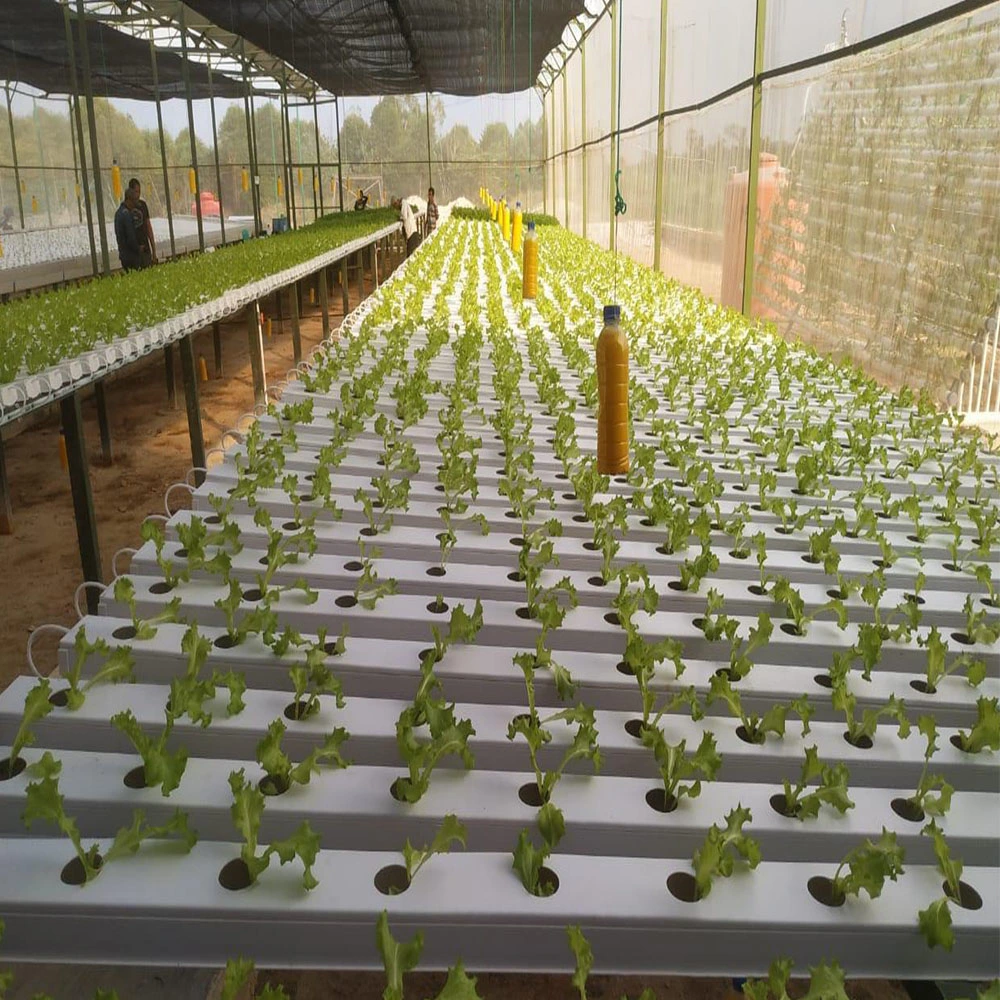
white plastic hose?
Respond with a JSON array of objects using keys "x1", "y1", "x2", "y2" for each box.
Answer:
[
  {"x1": 72, "y1": 581, "x2": 107, "y2": 621},
  {"x1": 163, "y1": 481, "x2": 194, "y2": 516},
  {"x1": 26, "y1": 623, "x2": 69, "y2": 678}
]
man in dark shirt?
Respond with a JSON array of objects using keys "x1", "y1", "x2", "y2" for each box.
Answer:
[
  {"x1": 128, "y1": 178, "x2": 157, "y2": 266},
  {"x1": 114, "y1": 186, "x2": 142, "y2": 272},
  {"x1": 426, "y1": 186, "x2": 439, "y2": 234}
]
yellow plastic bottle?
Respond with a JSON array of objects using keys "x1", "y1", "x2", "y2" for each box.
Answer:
[
  {"x1": 511, "y1": 201, "x2": 523, "y2": 254},
  {"x1": 597, "y1": 305, "x2": 629, "y2": 475},
  {"x1": 111, "y1": 160, "x2": 122, "y2": 202},
  {"x1": 188, "y1": 167, "x2": 197, "y2": 195},
  {"x1": 490, "y1": 198, "x2": 498, "y2": 222},
  {"x1": 502, "y1": 202, "x2": 511, "y2": 243},
  {"x1": 522, "y1": 221, "x2": 538, "y2": 300}
]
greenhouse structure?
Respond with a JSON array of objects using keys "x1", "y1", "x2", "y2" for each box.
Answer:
[{"x1": 0, "y1": 1, "x2": 997, "y2": 998}]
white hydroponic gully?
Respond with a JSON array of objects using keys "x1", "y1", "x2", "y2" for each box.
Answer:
[
  {"x1": 1, "y1": 676, "x2": 995, "y2": 793},
  {"x1": 0, "y1": 840, "x2": 994, "y2": 977}
]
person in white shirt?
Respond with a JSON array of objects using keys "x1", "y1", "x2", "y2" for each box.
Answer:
[{"x1": 392, "y1": 196, "x2": 420, "y2": 257}]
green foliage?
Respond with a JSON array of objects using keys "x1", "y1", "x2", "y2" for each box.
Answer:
[
  {"x1": 779, "y1": 747, "x2": 854, "y2": 820},
  {"x1": 228, "y1": 769, "x2": 320, "y2": 890},
  {"x1": 255, "y1": 718, "x2": 350, "y2": 788},
  {"x1": 402, "y1": 814, "x2": 467, "y2": 886},
  {"x1": 830, "y1": 829, "x2": 905, "y2": 901},
  {"x1": 22, "y1": 751, "x2": 195, "y2": 884},
  {"x1": 376, "y1": 910, "x2": 424, "y2": 1000},
  {"x1": 6, "y1": 679, "x2": 54, "y2": 767},
  {"x1": 0, "y1": 210, "x2": 400, "y2": 382},
  {"x1": 691, "y1": 806, "x2": 762, "y2": 899}
]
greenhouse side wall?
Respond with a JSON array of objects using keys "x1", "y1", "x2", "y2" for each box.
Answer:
[
  {"x1": 751, "y1": 9, "x2": 1000, "y2": 403},
  {"x1": 542, "y1": 0, "x2": 1000, "y2": 408}
]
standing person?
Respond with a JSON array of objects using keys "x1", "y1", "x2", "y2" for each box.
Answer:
[
  {"x1": 114, "y1": 186, "x2": 143, "y2": 272},
  {"x1": 426, "y1": 186, "x2": 439, "y2": 234},
  {"x1": 128, "y1": 178, "x2": 157, "y2": 266},
  {"x1": 354, "y1": 187, "x2": 369, "y2": 211},
  {"x1": 392, "y1": 195, "x2": 420, "y2": 257}
]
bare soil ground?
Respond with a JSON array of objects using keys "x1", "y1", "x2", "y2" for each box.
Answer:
[
  {"x1": 0, "y1": 260, "x2": 384, "y2": 692},
  {"x1": 0, "y1": 245, "x2": 912, "y2": 1000}
]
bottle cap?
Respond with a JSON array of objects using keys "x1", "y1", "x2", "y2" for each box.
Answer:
[
  {"x1": 603, "y1": 304, "x2": 621, "y2": 325},
  {"x1": 527, "y1": 221, "x2": 536, "y2": 231},
  {"x1": 516, "y1": 201, "x2": 521, "y2": 208}
]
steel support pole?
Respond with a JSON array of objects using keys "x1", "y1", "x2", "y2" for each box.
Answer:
[
  {"x1": 62, "y1": 5, "x2": 97, "y2": 274},
  {"x1": 32, "y1": 99, "x2": 54, "y2": 227},
  {"x1": 149, "y1": 31, "x2": 176, "y2": 258},
  {"x1": 60, "y1": 391, "x2": 103, "y2": 608},
  {"x1": 288, "y1": 95, "x2": 300, "y2": 228},
  {"x1": 355, "y1": 251, "x2": 364, "y2": 303},
  {"x1": 178, "y1": 9, "x2": 205, "y2": 252},
  {"x1": 318, "y1": 268, "x2": 331, "y2": 338},
  {"x1": 241, "y1": 43, "x2": 261, "y2": 233},
  {"x1": 609, "y1": 0, "x2": 618, "y2": 252},
  {"x1": 247, "y1": 304, "x2": 266, "y2": 405},
  {"x1": 68, "y1": 97, "x2": 83, "y2": 224},
  {"x1": 340, "y1": 258, "x2": 349, "y2": 315},
  {"x1": 312, "y1": 96, "x2": 325, "y2": 218},
  {"x1": 334, "y1": 96, "x2": 344, "y2": 212},
  {"x1": 207, "y1": 61, "x2": 226, "y2": 244},
  {"x1": 290, "y1": 280, "x2": 302, "y2": 363},
  {"x1": 0, "y1": 432, "x2": 13, "y2": 535},
  {"x1": 4, "y1": 85, "x2": 25, "y2": 229},
  {"x1": 76, "y1": 0, "x2": 111, "y2": 275},
  {"x1": 179, "y1": 335, "x2": 206, "y2": 486},
  {"x1": 164, "y1": 343, "x2": 176, "y2": 408},
  {"x1": 541, "y1": 90, "x2": 548, "y2": 215},
  {"x1": 212, "y1": 321, "x2": 223, "y2": 378},
  {"x1": 742, "y1": 0, "x2": 768, "y2": 317},
  {"x1": 580, "y1": 42, "x2": 588, "y2": 239},
  {"x1": 279, "y1": 89, "x2": 294, "y2": 227},
  {"x1": 561, "y1": 72, "x2": 569, "y2": 230},
  {"x1": 94, "y1": 381, "x2": 112, "y2": 464},
  {"x1": 425, "y1": 92, "x2": 433, "y2": 189},
  {"x1": 652, "y1": 0, "x2": 669, "y2": 273}
]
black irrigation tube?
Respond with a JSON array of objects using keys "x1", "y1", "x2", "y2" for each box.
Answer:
[{"x1": 540, "y1": 0, "x2": 998, "y2": 163}]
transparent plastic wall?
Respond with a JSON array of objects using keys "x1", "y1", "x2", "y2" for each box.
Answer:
[
  {"x1": 752, "y1": 5, "x2": 1000, "y2": 400},
  {"x1": 565, "y1": 50, "x2": 583, "y2": 234},
  {"x1": 583, "y1": 12, "x2": 611, "y2": 246},
  {"x1": 661, "y1": 90, "x2": 751, "y2": 303}
]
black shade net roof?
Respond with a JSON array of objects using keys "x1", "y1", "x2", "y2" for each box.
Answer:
[
  {"x1": 181, "y1": 0, "x2": 586, "y2": 96},
  {"x1": 0, "y1": 0, "x2": 248, "y2": 100}
]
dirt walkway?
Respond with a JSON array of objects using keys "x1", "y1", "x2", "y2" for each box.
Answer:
[{"x1": 0, "y1": 257, "x2": 390, "y2": 692}]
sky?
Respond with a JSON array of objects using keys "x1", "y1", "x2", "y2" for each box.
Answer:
[{"x1": 6, "y1": 0, "x2": 961, "y2": 149}]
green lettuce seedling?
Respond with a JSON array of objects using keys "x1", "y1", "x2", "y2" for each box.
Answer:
[
  {"x1": 742, "y1": 957, "x2": 850, "y2": 1000},
  {"x1": 255, "y1": 718, "x2": 349, "y2": 793},
  {"x1": 567, "y1": 925, "x2": 593, "y2": 1000},
  {"x1": 287, "y1": 627, "x2": 347, "y2": 720},
  {"x1": 691, "y1": 805, "x2": 761, "y2": 899},
  {"x1": 3, "y1": 679, "x2": 54, "y2": 776},
  {"x1": 952, "y1": 696, "x2": 1000, "y2": 754},
  {"x1": 709, "y1": 673, "x2": 812, "y2": 744},
  {"x1": 227, "y1": 769, "x2": 320, "y2": 890},
  {"x1": 831, "y1": 666, "x2": 910, "y2": 747},
  {"x1": 918, "y1": 820, "x2": 970, "y2": 951},
  {"x1": 827, "y1": 829, "x2": 905, "y2": 902},
  {"x1": 112, "y1": 576, "x2": 181, "y2": 640},
  {"x1": 907, "y1": 716, "x2": 953, "y2": 817},
  {"x1": 23, "y1": 752, "x2": 196, "y2": 883},
  {"x1": 919, "y1": 627, "x2": 987, "y2": 693},
  {"x1": 778, "y1": 746, "x2": 853, "y2": 820},
  {"x1": 376, "y1": 910, "x2": 423, "y2": 1000},
  {"x1": 57, "y1": 628, "x2": 135, "y2": 711},
  {"x1": 398, "y1": 813, "x2": 467, "y2": 891},
  {"x1": 512, "y1": 800, "x2": 565, "y2": 897},
  {"x1": 641, "y1": 726, "x2": 722, "y2": 810}
]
